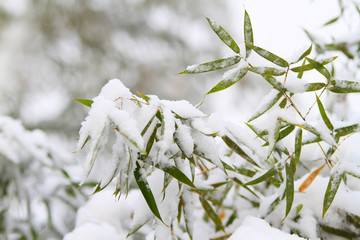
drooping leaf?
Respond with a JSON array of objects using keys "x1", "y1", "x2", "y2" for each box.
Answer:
[
  {"x1": 248, "y1": 92, "x2": 283, "y2": 122},
  {"x1": 141, "y1": 112, "x2": 157, "y2": 136},
  {"x1": 245, "y1": 167, "x2": 279, "y2": 185},
  {"x1": 290, "y1": 56, "x2": 338, "y2": 72},
  {"x1": 206, "y1": 69, "x2": 247, "y2": 95},
  {"x1": 206, "y1": 17, "x2": 240, "y2": 54},
  {"x1": 306, "y1": 57, "x2": 331, "y2": 81},
  {"x1": 244, "y1": 10, "x2": 254, "y2": 58},
  {"x1": 126, "y1": 218, "x2": 151, "y2": 238},
  {"x1": 299, "y1": 164, "x2": 326, "y2": 192},
  {"x1": 328, "y1": 80, "x2": 360, "y2": 93},
  {"x1": 294, "y1": 128, "x2": 302, "y2": 164},
  {"x1": 180, "y1": 55, "x2": 241, "y2": 74},
  {"x1": 146, "y1": 124, "x2": 159, "y2": 154},
  {"x1": 199, "y1": 195, "x2": 225, "y2": 232},
  {"x1": 292, "y1": 45, "x2": 313, "y2": 63},
  {"x1": 283, "y1": 158, "x2": 295, "y2": 221},
  {"x1": 316, "y1": 95, "x2": 334, "y2": 131},
  {"x1": 247, "y1": 67, "x2": 286, "y2": 76},
  {"x1": 134, "y1": 161, "x2": 163, "y2": 222},
  {"x1": 74, "y1": 98, "x2": 93, "y2": 107},
  {"x1": 222, "y1": 135, "x2": 260, "y2": 168},
  {"x1": 248, "y1": 44, "x2": 289, "y2": 67},
  {"x1": 323, "y1": 171, "x2": 344, "y2": 218}
]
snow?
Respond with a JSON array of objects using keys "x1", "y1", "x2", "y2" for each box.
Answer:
[{"x1": 229, "y1": 216, "x2": 306, "y2": 240}]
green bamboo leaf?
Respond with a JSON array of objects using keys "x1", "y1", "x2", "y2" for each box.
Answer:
[
  {"x1": 295, "y1": 128, "x2": 302, "y2": 164},
  {"x1": 114, "y1": 127, "x2": 146, "y2": 154},
  {"x1": 225, "y1": 210, "x2": 237, "y2": 227},
  {"x1": 262, "y1": 75, "x2": 286, "y2": 93},
  {"x1": 297, "y1": 59, "x2": 306, "y2": 79},
  {"x1": 335, "y1": 124, "x2": 359, "y2": 138},
  {"x1": 248, "y1": 44, "x2": 289, "y2": 67},
  {"x1": 74, "y1": 98, "x2": 93, "y2": 107},
  {"x1": 136, "y1": 91, "x2": 150, "y2": 103},
  {"x1": 182, "y1": 194, "x2": 194, "y2": 240},
  {"x1": 180, "y1": 55, "x2": 241, "y2": 74},
  {"x1": 323, "y1": 16, "x2": 340, "y2": 26},
  {"x1": 206, "y1": 17, "x2": 240, "y2": 54},
  {"x1": 146, "y1": 124, "x2": 159, "y2": 154},
  {"x1": 199, "y1": 195, "x2": 225, "y2": 232},
  {"x1": 316, "y1": 95, "x2": 334, "y2": 131},
  {"x1": 292, "y1": 45, "x2": 313, "y2": 63},
  {"x1": 134, "y1": 162, "x2": 163, "y2": 222},
  {"x1": 290, "y1": 56, "x2": 338, "y2": 72},
  {"x1": 245, "y1": 167, "x2": 279, "y2": 185},
  {"x1": 295, "y1": 204, "x2": 303, "y2": 216},
  {"x1": 303, "y1": 82, "x2": 326, "y2": 92},
  {"x1": 141, "y1": 112, "x2": 157, "y2": 136},
  {"x1": 247, "y1": 67, "x2": 286, "y2": 76},
  {"x1": 279, "y1": 98, "x2": 287, "y2": 108},
  {"x1": 306, "y1": 57, "x2": 331, "y2": 81},
  {"x1": 231, "y1": 177, "x2": 259, "y2": 198},
  {"x1": 236, "y1": 167, "x2": 256, "y2": 178},
  {"x1": 262, "y1": 124, "x2": 295, "y2": 146},
  {"x1": 248, "y1": 92, "x2": 283, "y2": 122},
  {"x1": 283, "y1": 158, "x2": 295, "y2": 221},
  {"x1": 244, "y1": 10, "x2": 254, "y2": 58},
  {"x1": 222, "y1": 135, "x2": 260, "y2": 168},
  {"x1": 320, "y1": 224, "x2": 360, "y2": 239},
  {"x1": 158, "y1": 164, "x2": 196, "y2": 189},
  {"x1": 323, "y1": 171, "x2": 344, "y2": 218},
  {"x1": 328, "y1": 80, "x2": 360, "y2": 93},
  {"x1": 126, "y1": 218, "x2": 151, "y2": 238},
  {"x1": 206, "y1": 69, "x2": 247, "y2": 95}
]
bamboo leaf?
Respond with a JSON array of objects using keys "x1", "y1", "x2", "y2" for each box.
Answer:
[
  {"x1": 335, "y1": 124, "x2": 359, "y2": 138},
  {"x1": 158, "y1": 164, "x2": 196, "y2": 189},
  {"x1": 323, "y1": 16, "x2": 340, "y2": 26},
  {"x1": 207, "y1": 17, "x2": 240, "y2": 54},
  {"x1": 295, "y1": 128, "x2": 302, "y2": 164},
  {"x1": 283, "y1": 158, "x2": 295, "y2": 221},
  {"x1": 126, "y1": 218, "x2": 151, "y2": 238},
  {"x1": 146, "y1": 124, "x2": 159, "y2": 154},
  {"x1": 244, "y1": 10, "x2": 254, "y2": 57},
  {"x1": 299, "y1": 164, "x2": 326, "y2": 192},
  {"x1": 323, "y1": 171, "x2": 344, "y2": 218},
  {"x1": 74, "y1": 98, "x2": 93, "y2": 107},
  {"x1": 247, "y1": 67, "x2": 286, "y2": 76},
  {"x1": 137, "y1": 91, "x2": 150, "y2": 103},
  {"x1": 306, "y1": 57, "x2": 331, "y2": 81},
  {"x1": 206, "y1": 69, "x2": 247, "y2": 95},
  {"x1": 180, "y1": 55, "x2": 241, "y2": 74},
  {"x1": 320, "y1": 224, "x2": 360, "y2": 239},
  {"x1": 262, "y1": 75, "x2": 286, "y2": 93},
  {"x1": 316, "y1": 95, "x2": 334, "y2": 131},
  {"x1": 328, "y1": 80, "x2": 360, "y2": 93},
  {"x1": 279, "y1": 98, "x2": 287, "y2": 108},
  {"x1": 199, "y1": 196, "x2": 225, "y2": 232},
  {"x1": 245, "y1": 167, "x2": 279, "y2": 185},
  {"x1": 222, "y1": 135, "x2": 260, "y2": 168},
  {"x1": 248, "y1": 92, "x2": 283, "y2": 122},
  {"x1": 134, "y1": 162, "x2": 163, "y2": 222},
  {"x1": 248, "y1": 44, "x2": 289, "y2": 67},
  {"x1": 290, "y1": 56, "x2": 337, "y2": 72},
  {"x1": 303, "y1": 82, "x2": 326, "y2": 92},
  {"x1": 292, "y1": 45, "x2": 313, "y2": 63}
]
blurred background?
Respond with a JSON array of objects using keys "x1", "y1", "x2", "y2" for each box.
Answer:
[{"x1": 0, "y1": 0, "x2": 357, "y2": 141}]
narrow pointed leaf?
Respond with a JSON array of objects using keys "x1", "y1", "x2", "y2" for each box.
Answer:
[
  {"x1": 299, "y1": 164, "x2": 326, "y2": 192},
  {"x1": 248, "y1": 92, "x2": 282, "y2": 122},
  {"x1": 222, "y1": 135, "x2": 260, "y2": 167},
  {"x1": 248, "y1": 44, "x2": 289, "y2": 67},
  {"x1": 278, "y1": 125, "x2": 295, "y2": 141},
  {"x1": 295, "y1": 128, "x2": 302, "y2": 164},
  {"x1": 316, "y1": 95, "x2": 334, "y2": 131},
  {"x1": 262, "y1": 75, "x2": 286, "y2": 92},
  {"x1": 292, "y1": 45, "x2": 313, "y2": 63},
  {"x1": 134, "y1": 162, "x2": 163, "y2": 222},
  {"x1": 320, "y1": 224, "x2": 360, "y2": 239},
  {"x1": 244, "y1": 10, "x2": 254, "y2": 57},
  {"x1": 303, "y1": 82, "x2": 326, "y2": 92},
  {"x1": 328, "y1": 80, "x2": 360, "y2": 93},
  {"x1": 126, "y1": 218, "x2": 151, "y2": 238},
  {"x1": 279, "y1": 98, "x2": 287, "y2": 108},
  {"x1": 74, "y1": 98, "x2": 93, "y2": 107},
  {"x1": 290, "y1": 56, "x2": 338, "y2": 72},
  {"x1": 207, "y1": 17, "x2": 240, "y2": 54},
  {"x1": 323, "y1": 16, "x2": 340, "y2": 26},
  {"x1": 245, "y1": 167, "x2": 279, "y2": 185},
  {"x1": 335, "y1": 124, "x2": 359, "y2": 138},
  {"x1": 137, "y1": 91, "x2": 150, "y2": 103},
  {"x1": 158, "y1": 164, "x2": 196, "y2": 189},
  {"x1": 323, "y1": 171, "x2": 344, "y2": 218},
  {"x1": 206, "y1": 69, "x2": 247, "y2": 95},
  {"x1": 141, "y1": 112, "x2": 157, "y2": 136},
  {"x1": 199, "y1": 196, "x2": 225, "y2": 232},
  {"x1": 146, "y1": 124, "x2": 159, "y2": 154},
  {"x1": 247, "y1": 67, "x2": 286, "y2": 76},
  {"x1": 181, "y1": 55, "x2": 241, "y2": 74},
  {"x1": 283, "y1": 158, "x2": 295, "y2": 221},
  {"x1": 306, "y1": 57, "x2": 331, "y2": 81}
]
